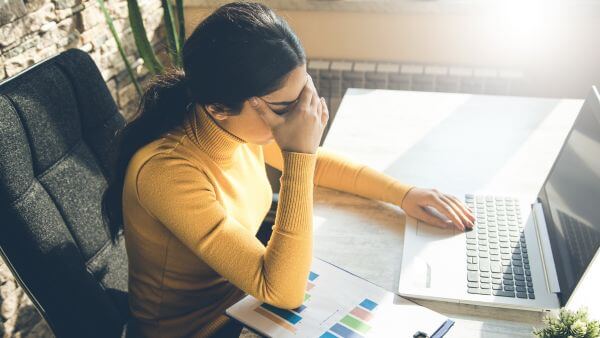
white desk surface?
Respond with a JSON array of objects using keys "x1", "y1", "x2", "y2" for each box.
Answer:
[{"x1": 312, "y1": 89, "x2": 585, "y2": 337}]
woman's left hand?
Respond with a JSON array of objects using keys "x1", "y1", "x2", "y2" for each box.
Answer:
[{"x1": 400, "y1": 187, "x2": 476, "y2": 231}]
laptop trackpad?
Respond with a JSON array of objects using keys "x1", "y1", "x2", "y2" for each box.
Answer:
[
  {"x1": 405, "y1": 219, "x2": 462, "y2": 290},
  {"x1": 416, "y1": 222, "x2": 455, "y2": 238}
]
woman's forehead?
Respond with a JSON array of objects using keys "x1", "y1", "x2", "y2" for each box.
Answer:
[{"x1": 262, "y1": 65, "x2": 308, "y2": 105}]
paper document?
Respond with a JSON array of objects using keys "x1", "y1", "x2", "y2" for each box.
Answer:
[{"x1": 226, "y1": 257, "x2": 453, "y2": 337}]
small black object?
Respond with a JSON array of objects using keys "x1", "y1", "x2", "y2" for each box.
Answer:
[{"x1": 413, "y1": 331, "x2": 429, "y2": 338}]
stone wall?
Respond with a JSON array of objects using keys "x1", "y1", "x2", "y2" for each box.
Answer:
[{"x1": 0, "y1": 0, "x2": 168, "y2": 335}]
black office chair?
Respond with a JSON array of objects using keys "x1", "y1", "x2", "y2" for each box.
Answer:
[{"x1": 0, "y1": 48, "x2": 130, "y2": 337}]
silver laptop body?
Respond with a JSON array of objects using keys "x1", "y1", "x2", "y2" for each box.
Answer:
[{"x1": 398, "y1": 86, "x2": 600, "y2": 311}]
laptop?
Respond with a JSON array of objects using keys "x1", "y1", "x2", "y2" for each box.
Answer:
[{"x1": 398, "y1": 86, "x2": 600, "y2": 311}]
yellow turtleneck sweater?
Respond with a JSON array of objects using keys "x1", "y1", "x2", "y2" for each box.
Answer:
[{"x1": 122, "y1": 106, "x2": 415, "y2": 337}]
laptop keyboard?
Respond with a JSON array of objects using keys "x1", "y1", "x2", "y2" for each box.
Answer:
[{"x1": 464, "y1": 194, "x2": 535, "y2": 299}]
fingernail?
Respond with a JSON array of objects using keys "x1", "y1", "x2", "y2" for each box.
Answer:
[{"x1": 249, "y1": 97, "x2": 258, "y2": 107}]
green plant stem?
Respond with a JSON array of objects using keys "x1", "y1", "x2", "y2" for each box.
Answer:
[
  {"x1": 127, "y1": 0, "x2": 164, "y2": 75},
  {"x1": 97, "y1": 0, "x2": 142, "y2": 97},
  {"x1": 176, "y1": 0, "x2": 185, "y2": 63},
  {"x1": 161, "y1": 0, "x2": 181, "y2": 67}
]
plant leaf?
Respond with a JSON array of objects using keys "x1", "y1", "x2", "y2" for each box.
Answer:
[
  {"x1": 127, "y1": 0, "x2": 164, "y2": 75},
  {"x1": 97, "y1": 0, "x2": 142, "y2": 96},
  {"x1": 161, "y1": 0, "x2": 180, "y2": 67},
  {"x1": 175, "y1": 0, "x2": 185, "y2": 63}
]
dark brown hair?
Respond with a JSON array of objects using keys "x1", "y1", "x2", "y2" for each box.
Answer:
[{"x1": 102, "y1": 2, "x2": 306, "y2": 241}]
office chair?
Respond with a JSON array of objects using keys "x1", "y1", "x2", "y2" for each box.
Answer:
[{"x1": 0, "y1": 48, "x2": 130, "y2": 337}]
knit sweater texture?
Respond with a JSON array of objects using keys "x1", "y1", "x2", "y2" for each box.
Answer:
[{"x1": 122, "y1": 106, "x2": 414, "y2": 337}]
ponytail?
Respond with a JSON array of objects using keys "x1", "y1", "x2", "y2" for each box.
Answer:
[
  {"x1": 102, "y1": 1, "x2": 307, "y2": 242},
  {"x1": 102, "y1": 67, "x2": 192, "y2": 242}
]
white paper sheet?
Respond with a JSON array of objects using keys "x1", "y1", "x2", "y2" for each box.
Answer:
[{"x1": 226, "y1": 257, "x2": 452, "y2": 338}]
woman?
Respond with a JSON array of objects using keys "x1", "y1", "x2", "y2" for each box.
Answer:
[{"x1": 102, "y1": 2, "x2": 475, "y2": 337}]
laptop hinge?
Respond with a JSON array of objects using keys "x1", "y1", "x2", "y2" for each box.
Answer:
[{"x1": 531, "y1": 202, "x2": 561, "y2": 294}]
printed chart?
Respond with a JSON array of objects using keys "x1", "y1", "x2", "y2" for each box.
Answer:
[
  {"x1": 226, "y1": 258, "x2": 450, "y2": 337},
  {"x1": 252, "y1": 271, "x2": 320, "y2": 333}
]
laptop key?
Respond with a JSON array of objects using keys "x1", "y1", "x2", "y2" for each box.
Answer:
[
  {"x1": 467, "y1": 271, "x2": 478, "y2": 282},
  {"x1": 491, "y1": 262, "x2": 501, "y2": 273},
  {"x1": 492, "y1": 284, "x2": 503, "y2": 290},
  {"x1": 504, "y1": 285, "x2": 515, "y2": 291},
  {"x1": 528, "y1": 293, "x2": 535, "y2": 299},
  {"x1": 480, "y1": 283, "x2": 491, "y2": 289},
  {"x1": 515, "y1": 275, "x2": 525, "y2": 281},
  {"x1": 468, "y1": 282, "x2": 479, "y2": 288},
  {"x1": 516, "y1": 292, "x2": 527, "y2": 299},
  {"x1": 467, "y1": 287, "x2": 481, "y2": 294},
  {"x1": 467, "y1": 264, "x2": 478, "y2": 271},
  {"x1": 493, "y1": 290, "x2": 515, "y2": 297}
]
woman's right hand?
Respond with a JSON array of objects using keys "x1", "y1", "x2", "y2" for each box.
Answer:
[{"x1": 249, "y1": 74, "x2": 329, "y2": 154}]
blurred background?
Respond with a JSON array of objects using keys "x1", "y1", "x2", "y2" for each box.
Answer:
[{"x1": 185, "y1": 0, "x2": 600, "y2": 118}]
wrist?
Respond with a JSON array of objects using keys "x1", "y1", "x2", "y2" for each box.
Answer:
[{"x1": 399, "y1": 185, "x2": 418, "y2": 209}]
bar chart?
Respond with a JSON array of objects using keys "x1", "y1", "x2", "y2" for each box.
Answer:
[
  {"x1": 319, "y1": 298, "x2": 378, "y2": 338},
  {"x1": 226, "y1": 258, "x2": 450, "y2": 337},
  {"x1": 252, "y1": 270, "x2": 320, "y2": 333}
]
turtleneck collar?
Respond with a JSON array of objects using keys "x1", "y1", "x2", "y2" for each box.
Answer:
[{"x1": 183, "y1": 104, "x2": 247, "y2": 164}]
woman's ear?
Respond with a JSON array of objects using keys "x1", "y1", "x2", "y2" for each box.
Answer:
[{"x1": 205, "y1": 104, "x2": 229, "y2": 121}]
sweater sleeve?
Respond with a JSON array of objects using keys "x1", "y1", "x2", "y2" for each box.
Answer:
[
  {"x1": 136, "y1": 151, "x2": 317, "y2": 309},
  {"x1": 263, "y1": 141, "x2": 415, "y2": 208}
]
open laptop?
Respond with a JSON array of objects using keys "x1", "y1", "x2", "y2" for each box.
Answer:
[{"x1": 398, "y1": 86, "x2": 600, "y2": 311}]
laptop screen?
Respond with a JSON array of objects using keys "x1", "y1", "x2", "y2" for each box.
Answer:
[{"x1": 538, "y1": 87, "x2": 600, "y2": 306}]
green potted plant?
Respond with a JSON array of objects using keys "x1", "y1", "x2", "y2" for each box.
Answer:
[
  {"x1": 97, "y1": 0, "x2": 185, "y2": 96},
  {"x1": 534, "y1": 308, "x2": 600, "y2": 338}
]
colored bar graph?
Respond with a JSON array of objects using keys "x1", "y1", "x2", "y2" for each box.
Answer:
[
  {"x1": 359, "y1": 298, "x2": 378, "y2": 311},
  {"x1": 260, "y1": 303, "x2": 302, "y2": 324},
  {"x1": 253, "y1": 270, "x2": 319, "y2": 334},
  {"x1": 340, "y1": 315, "x2": 371, "y2": 334},
  {"x1": 330, "y1": 323, "x2": 365, "y2": 338},
  {"x1": 255, "y1": 307, "x2": 297, "y2": 333},
  {"x1": 293, "y1": 304, "x2": 307, "y2": 313},
  {"x1": 322, "y1": 298, "x2": 378, "y2": 338},
  {"x1": 350, "y1": 307, "x2": 374, "y2": 321}
]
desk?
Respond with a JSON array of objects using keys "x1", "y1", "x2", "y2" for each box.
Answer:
[{"x1": 312, "y1": 89, "x2": 584, "y2": 337}]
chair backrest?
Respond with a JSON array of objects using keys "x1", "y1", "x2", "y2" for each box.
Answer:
[{"x1": 0, "y1": 48, "x2": 129, "y2": 338}]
